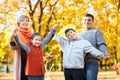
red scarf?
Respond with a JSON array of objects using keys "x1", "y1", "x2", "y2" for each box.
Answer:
[{"x1": 18, "y1": 27, "x2": 32, "y2": 45}]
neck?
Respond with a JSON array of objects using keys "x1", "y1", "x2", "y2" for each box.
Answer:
[{"x1": 85, "y1": 27, "x2": 94, "y2": 30}]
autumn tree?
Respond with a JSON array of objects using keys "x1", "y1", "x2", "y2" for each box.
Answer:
[{"x1": 0, "y1": 0, "x2": 119, "y2": 71}]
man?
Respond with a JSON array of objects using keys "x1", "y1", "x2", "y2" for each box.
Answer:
[{"x1": 79, "y1": 13, "x2": 110, "y2": 80}]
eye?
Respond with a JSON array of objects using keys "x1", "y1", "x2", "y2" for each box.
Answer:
[
  {"x1": 35, "y1": 39, "x2": 38, "y2": 41},
  {"x1": 88, "y1": 19, "x2": 92, "y2": 21},
  {"x1": 26, "y1": 19, "x2": 29, "y2": 22},
  {"x1": 39, "y1": 39, "x2": 41, "y2": 41}
]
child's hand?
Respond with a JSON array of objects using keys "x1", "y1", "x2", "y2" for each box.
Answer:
[{"x1": 53, "y1": 25, "x2": 59, "y2": 32}]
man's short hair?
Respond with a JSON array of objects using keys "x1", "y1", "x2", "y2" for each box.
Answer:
[{"x1": 84, "y1": 13, "x2": 94, "y2": 21}]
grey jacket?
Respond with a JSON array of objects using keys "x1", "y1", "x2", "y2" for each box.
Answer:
[{"x1": 79, "y1": 27, "x2": 107, "y2": 62}]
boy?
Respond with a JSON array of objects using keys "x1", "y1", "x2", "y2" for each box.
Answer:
[
  {"x1": 54, "y1": 28, "x2": 109, "y2": 80},
  {"x1": 11, "y1": 26, "x2": 57, "y2": 80}
]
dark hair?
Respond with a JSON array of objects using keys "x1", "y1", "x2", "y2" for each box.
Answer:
[
  {"x1": 65, "y1": 28, "x2": 76, "y2": 35},
  {"x1": 84, "y1": 13, "x2": 94, "y2": 21},
  {"x1": 31, "y1": 32, "x2": 41, "y2": 39}
]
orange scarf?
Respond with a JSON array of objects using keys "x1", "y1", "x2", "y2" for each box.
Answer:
[{"x1": 18, "y1": 27, "x2": 32, "y2": 45}]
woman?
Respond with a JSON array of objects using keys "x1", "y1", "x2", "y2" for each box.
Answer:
[{"x1": 10, "y1": 15, "x2": 32, "y2": 80}]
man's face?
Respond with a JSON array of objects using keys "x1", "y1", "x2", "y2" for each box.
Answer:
[
  {"x1": 83, "y1": 16, "x2": 94, "y2": 29},
  {"x1": 66, "y1": 30, "x2": 77, "y2": 40}
]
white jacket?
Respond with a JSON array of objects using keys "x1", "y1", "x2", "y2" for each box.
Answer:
[{"x1": 55, "y1": 34, "x2": 104, "y2": 69}]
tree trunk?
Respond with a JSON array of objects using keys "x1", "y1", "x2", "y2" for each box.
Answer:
[
  {"x1": 60, "y1": 51, "x2": 63, "y2": 71},
  {"x1": 113, "y1": 46, "x2": 119, "y2": 75},
  {"x1": 6, "y1": 54, "x2": 9, "y2": 73}
]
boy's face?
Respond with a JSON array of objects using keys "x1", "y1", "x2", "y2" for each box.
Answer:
[
  {"x1": 66, "y1": 30, "x2": 77, "y2": 40},
  {"x1": 19, "y1": 18, "x2": 29, "y2": 28},
  {"x1": 83, "y1": 16, "x2": 94, "y2": 29},
  {"x1": 31, "y1": 36, "x2": 42, "y2": 47}
]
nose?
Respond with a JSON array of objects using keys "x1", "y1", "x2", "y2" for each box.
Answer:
[{"x1": 69, "y1": 34, "x2": 73, "y2": 37}]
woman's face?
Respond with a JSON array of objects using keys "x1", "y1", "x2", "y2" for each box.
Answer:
[{"x1": 19, "y1": 18, "x2": 29, "y2": 28}]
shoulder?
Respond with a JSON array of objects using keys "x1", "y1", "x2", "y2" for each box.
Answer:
[
  {"x1": 91, "y1": 27, "x2": 103, "y2": 34},
  {"x1": 78, "y1": 37, "x2": 90, "y2": 43}
]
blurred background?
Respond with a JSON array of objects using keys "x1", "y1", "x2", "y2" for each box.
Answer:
[{"x1": 0, "y1": 0, "x2": 120, "y2": 80}]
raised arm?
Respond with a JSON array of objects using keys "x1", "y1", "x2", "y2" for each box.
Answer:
[
  {"x1": 9, "y1": 28, "x2": 18, "y2": 50},
  {"x1": 15, "y1": 34, "x2": 30, "y2": 54},
  {"x1": 54, "y1": 33, "x2": 68, "y2": 48},
  {"x1": 41, "y1": 29, "x2": 55, "y2": 47}
]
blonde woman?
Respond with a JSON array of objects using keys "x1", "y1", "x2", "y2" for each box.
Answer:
[{"x1": 10, "y1": 15, "x2": 32, "y2": 80}]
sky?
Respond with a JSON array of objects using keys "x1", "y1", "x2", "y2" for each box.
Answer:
[{"x1": 0, "y1": 0, "x2": 3, "y2": 3}]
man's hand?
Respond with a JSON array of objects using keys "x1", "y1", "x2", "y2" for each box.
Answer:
[{"x1": 103, "y1": 53, "x2": 110, "y2": 60}]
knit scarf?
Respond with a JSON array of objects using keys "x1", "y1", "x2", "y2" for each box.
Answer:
[{"x1": 17, "y1": 27, "x2": 32, "y2": 45}]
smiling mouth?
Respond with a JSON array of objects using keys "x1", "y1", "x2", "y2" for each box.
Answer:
[{"x1": 23, "y1": 24, "x2": 28, "y2": 25}]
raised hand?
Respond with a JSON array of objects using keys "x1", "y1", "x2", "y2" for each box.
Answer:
[
  {"x1": 10, "y1": 28, "x2": 18, "y2": 42},
  {"x1": 53, "y1": 24, "x2": 59, "y2": 32}
]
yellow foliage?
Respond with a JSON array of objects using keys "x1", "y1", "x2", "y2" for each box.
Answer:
[
  {"x1": 71, "y1": 0, "x2": 84, "y2": 4},
  {"x1": 59, "y1": 0, "x2": 65, "y2": 5},
  {"x1": 0, "y1": 0, "x2": 119, "y2": 65}
]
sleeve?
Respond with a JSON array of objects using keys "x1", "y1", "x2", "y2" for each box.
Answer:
[
  {"x1": 41, "y1": 28, "x2": 55, "y2": 47},
  {"x1": 96, "y1": 30, "x2": 108, "y2": 54},
  {"x1": 10, "y1": 42, "x2": 16, "y2": 46},
  {"x1": 15, "y1": 34, "x2": 30, "y2": 54},
  {"x1": 54, "y1": 34, "x2": 67, "y2": 48},
  {"x1": 84, "y1": 40, "x2": 104, "y2": 58}
]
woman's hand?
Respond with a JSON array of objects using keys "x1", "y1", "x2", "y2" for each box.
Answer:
[{"x1": 10, "y1": 28, "x2": 18, "y2": 42}]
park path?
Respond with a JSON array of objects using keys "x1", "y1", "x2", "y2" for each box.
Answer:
[{"x1": 0, "y1": 71, "x2": 120, "y2": 80}]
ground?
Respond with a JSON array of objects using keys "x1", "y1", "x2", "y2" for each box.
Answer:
[{"x1": 0, "y1": 71, "x2": 120, "y2": 80}]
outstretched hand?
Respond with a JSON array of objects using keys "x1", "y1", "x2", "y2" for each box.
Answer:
[{"x1": 103, "y1": 53, "x2": 110, "y2": 60}]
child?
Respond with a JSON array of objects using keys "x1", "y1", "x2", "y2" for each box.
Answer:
[
  {"x1": 11, "y1": 26, "x2": 57, "y2": 80},
  {"x1": 54, "y1": 28, "x2": 110, "y2": 80}
]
